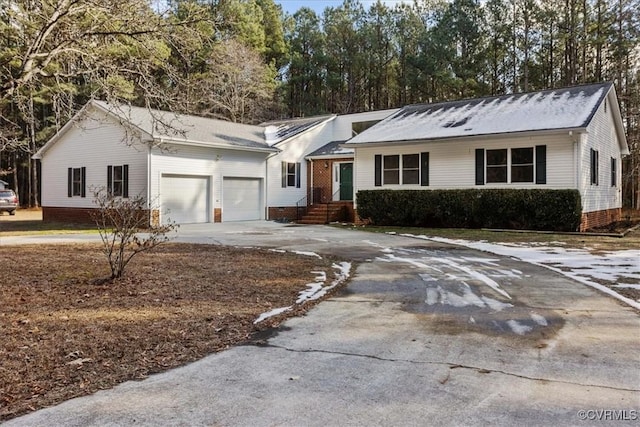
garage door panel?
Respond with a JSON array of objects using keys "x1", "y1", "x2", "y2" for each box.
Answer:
[
  {"x1": 161, "y1": 175, "x2": 209, "y2": 224},
  {"x1": 223, "y1": 178, "x2": 262, "y2": 221}
]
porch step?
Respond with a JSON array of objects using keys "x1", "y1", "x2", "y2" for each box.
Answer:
[{"x1": 297, "y1": 202, "x2": 351, "y2": 224}]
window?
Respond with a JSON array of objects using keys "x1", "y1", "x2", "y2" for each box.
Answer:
[
  {"x1": 477, "y1": 146, "x2": 546, "y2": 185},
  {"x1": 107, "y1": 165, "x2": 129, "y2": 197},
  {"x1": 590, "y1": 149, "x2": 599, "y2": 185},
  {"x1": 511, "y1": 147, "x2": 534, "y2": 182},
  {"x1": 611, "y1": 157, "x2": 617, "y2": 187},
  {"x1": 375, "y1": 153, "x2": 429, "y2": 186},
  {"x1": 486, "y1": 149, "x2": 507, "y2": 183},
  {"x1": 281, "y1": 162, "x2": 301, "y2": 188},
  {"x1": 67, "y1": 167, "x2": 86, "y2": 197},
  {"x1": 402, "y1": 154, "x2": 420, "y2": 184},
  {"x1": 383, "y1": 155, "x2": 399, "y2": 184}
]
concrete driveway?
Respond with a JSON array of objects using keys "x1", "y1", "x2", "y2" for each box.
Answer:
[{"x1": 4, "y1": 222, "x2": 640, "y2": 426}]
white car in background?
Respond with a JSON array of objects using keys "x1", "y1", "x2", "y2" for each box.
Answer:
[{"x1": 0, "y1": 189, "x2": 19, "y2": 215}]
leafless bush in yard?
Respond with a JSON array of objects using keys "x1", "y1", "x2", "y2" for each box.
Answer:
[{"x1": 90, "y1": 188, "x2": 178, "y2": 280}]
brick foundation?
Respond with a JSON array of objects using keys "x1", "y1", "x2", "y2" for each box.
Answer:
[
  {"x1": 214, "y1": 208, "x2": 222, "y2": 223},
  {"x1": 43, "y1": 206, "x2": 152, "y2": 227},
  {"x1": 268, "y1": 206, "x2": 304, "y2": 222},
  {"x1": 43, "y1": 206, "x2": 97, "y2": 224},
  {"x1": 580, "y1": 208, "x2": 622, "y2": 231}
]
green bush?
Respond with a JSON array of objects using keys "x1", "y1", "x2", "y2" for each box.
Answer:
[{"x1": 356, "y1": 189, "x2": 582, "y2": 232}]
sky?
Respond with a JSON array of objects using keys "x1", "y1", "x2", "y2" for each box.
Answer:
[{"x1": 274, "y1": 0, "x2": 408, "y2": 16}]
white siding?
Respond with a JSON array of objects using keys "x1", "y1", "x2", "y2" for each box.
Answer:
[
  {"x1": 354, "y1": 133, "x2": 576, "y2": 203},
  {"x1": 150, "y1": 144, "x2": 268, "y2": 220},
  {"x1": 266, "y1": 122, "x2": 334, "y2": 207},
  {"x1": 266, "y1": 110, "x2": 398, "y2": 210},
  {"x1": 40, "y1": 110, "x2": 148, "y2": 208},
  {"x1": 332, "y1": 109, "x2": 399, "y2": 141},
  {"x1": 580, "y1": 95, "x2": 624, "y2": 213}
]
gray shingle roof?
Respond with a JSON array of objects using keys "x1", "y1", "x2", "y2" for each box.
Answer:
[
  {"x1": 93, "y1": 101, "x2": 274, "y2": 152},
  {"x1": 261, "y1": 115, "x2": 334, "y2": 145},
  {"x1": 347, "y1": 83, "x2": 612, "y2": 144},
  {"x1": 306, "y1": 140, "x2": 353, "y2": 158}
]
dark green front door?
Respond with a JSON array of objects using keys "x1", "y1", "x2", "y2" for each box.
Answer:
[{"x1": 339, "y1": 163, "x2": 353, "y2": 201}]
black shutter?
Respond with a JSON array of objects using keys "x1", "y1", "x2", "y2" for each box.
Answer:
[
  {"x1": 535, "y1": 145, "x2": 547, "y2": 184},
  {"x1": 295, "y1": 162, "x2": 301, "y2": 188},
  {"x1": 420, "y1": 152, "x2": 429, "y2": 186},
  {"x1": 123, "y1": 164, "x2": 129, "y2": 198},
  {"x1": 107, "y1": 165, "x2": 113, "y2": 194},
  {"x1": 81, "y1": 167, "x2": 86, "y2": 198},
  {"x1": 281, "y1": 162, "x2": 286, "y2": 188},
  {"x1": 67, "y1": 168, "x2": 72, "y2": 197},
  {"x1": 475, "y1": 149, "x2": 484, "y2": 185},
  {"x1": 611, "y1": 158, "x2": 616, "y2": 187},
  {"x1": 374, "y1": 155, "x2": 382, "y2": 187}
]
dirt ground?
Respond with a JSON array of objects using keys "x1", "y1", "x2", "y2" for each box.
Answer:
[{"x1": 0, "y1": 243, "x2": 339, "y2": 421}]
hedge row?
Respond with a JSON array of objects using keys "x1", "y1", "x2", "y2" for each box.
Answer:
[{"x1": 356, "y1": 189, "x2": 582, "y2": 231}]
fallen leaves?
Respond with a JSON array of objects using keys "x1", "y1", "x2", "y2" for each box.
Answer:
[{"x1": 0, "y1": 243, "x2": 339, "y2": 421}]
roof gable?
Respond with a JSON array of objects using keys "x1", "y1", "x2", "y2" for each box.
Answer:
[
  {"x1": 261, "y1": 115, "x2": 335, "y2": 145},
  {"x1": 347, "y1": 83, "x2": 613, "y2": 144},
  {"x1": 35, "y1": 101, "x2": 276, "y2": 159}
]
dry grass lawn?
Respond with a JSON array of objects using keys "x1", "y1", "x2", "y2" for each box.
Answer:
[{"x1": 0, "y1": 243, "x2": 340, "y2": 421}]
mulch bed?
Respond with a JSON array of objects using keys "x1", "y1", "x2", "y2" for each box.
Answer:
[{"x1": 0, "y1": 243, "x2": 341, "y2": 421}]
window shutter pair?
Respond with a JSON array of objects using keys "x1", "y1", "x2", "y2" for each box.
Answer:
[
  {"x1": 67, "y1": 167, "x2": 86, "y2": 198},
  {"x1": 475, "y1": 146, "x2": 546, "y2": 185},
  {"x1": 281, "y1": 162, "x2": 301, "y2": 188},
  {"x1": 107, "y1": 165, "x2": 129, "y2": 197},
  {"x1": 374, "y1": 154, "x2": 430, "y2": 186}
]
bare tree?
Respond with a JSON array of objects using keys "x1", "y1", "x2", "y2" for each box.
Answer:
[
  {"x1": 90, "y1": 188, "x2": 178, "y2": 281},
  {"x1": 190, "y1": 38, "x2": 277, "y2": 123}
]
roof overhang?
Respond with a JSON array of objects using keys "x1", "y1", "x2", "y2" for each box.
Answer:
[
  {"x1": 306, "y1": 153, "x2": 354, "y2": 161},
  {"x1": 156, "y1": 137, "x2": 278, "y2": 154},
  {"x1": 606, "y1": 86, "x2": 630, "y2": 155},
  {"x1": 33, "y1": 100, "x2": 154, "y2": 159},
  {"x1": 342, "y1": 127, "x2": 587, "y2": 148}
]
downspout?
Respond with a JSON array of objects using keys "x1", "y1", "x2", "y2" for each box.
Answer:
[
  {"x1": 265, "y1": 151, "x2": 279, "y2": 220},
  {"x1": 310, "y1": 160, "x2": 314, "y2": 204},
  {"x1": 147, "y1": 140, "x2": 153, "y2": 225},
  {"x1": 573, "y1": 133, "x2": 579, "y2": 189}
]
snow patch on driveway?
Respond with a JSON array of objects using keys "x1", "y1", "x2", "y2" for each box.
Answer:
[
  {"x1": 254, "y1": 261, "x2": 352, "y2": 324},
  {"x1": 407, "y1": 235, "x2": 640, "y2": 311}
]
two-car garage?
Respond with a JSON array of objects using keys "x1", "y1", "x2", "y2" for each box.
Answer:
[{"x1": 160, "y1": 174, "x2": 263, "y2": 224}]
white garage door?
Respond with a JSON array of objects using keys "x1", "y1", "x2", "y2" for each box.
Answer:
[
  {"x1": 223, "y1": 178, "x2": 263, "y2": 221},
  {"x1": 161, "y1": 175, "x2": 209, "y2": 224}
]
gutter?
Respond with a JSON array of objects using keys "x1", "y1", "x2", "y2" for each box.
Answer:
[
  {"x1": 160, "y1": 137, "x2": 278, "y2": 154},
  {"x1": 342, "y1": 127, "x2": 589, "y2": 148}
]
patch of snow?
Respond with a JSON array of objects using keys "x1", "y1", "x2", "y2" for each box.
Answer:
[
  {"x1": 613, "y1": 284, "x2": 640, "y2": 290},
  {"x1": 507, "y1": 320, "x2": 533, "y2": 335},
  {"x1": 425, "y1": 287, "x2": 439, "y2": 305},
  {"x1": 253, "y1": 306, "x2": 292, "y2": 324},
  {"x1": 435, "y1": 257, "x2": 512, "y2": 300},
  {"x1": 297, "y1": 282, "x2": 325, "y2": 303},
  {"x1": 481, "y1": 296, "x2": 513, "y2": 312},
  {"x1": 293, "y1": 250, "x2": 322, "y2": 259},
  {"x1": 530, "y1": 313, "x2": 548, "y2": 326},
  {"x1": 268, "y1": 249, "x2": 286, "y2": 253},
  {"x1": 296, "y1": 262, "x2": 352, "y2": 304},
  {"x1": 419, "y1": 273, "x2": 438, "y2": 282},
  {"x1": 410, "y1": 234, "x2": 640, "y2": 311}
]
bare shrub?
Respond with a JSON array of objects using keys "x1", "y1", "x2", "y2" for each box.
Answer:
[{"x1": 90, "y1": 188, "x2": 178, "y2": 280}]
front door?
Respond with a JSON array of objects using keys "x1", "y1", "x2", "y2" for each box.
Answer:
[{"x1": 339, "y1": 163, "x2": 353, "y2": 201}]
